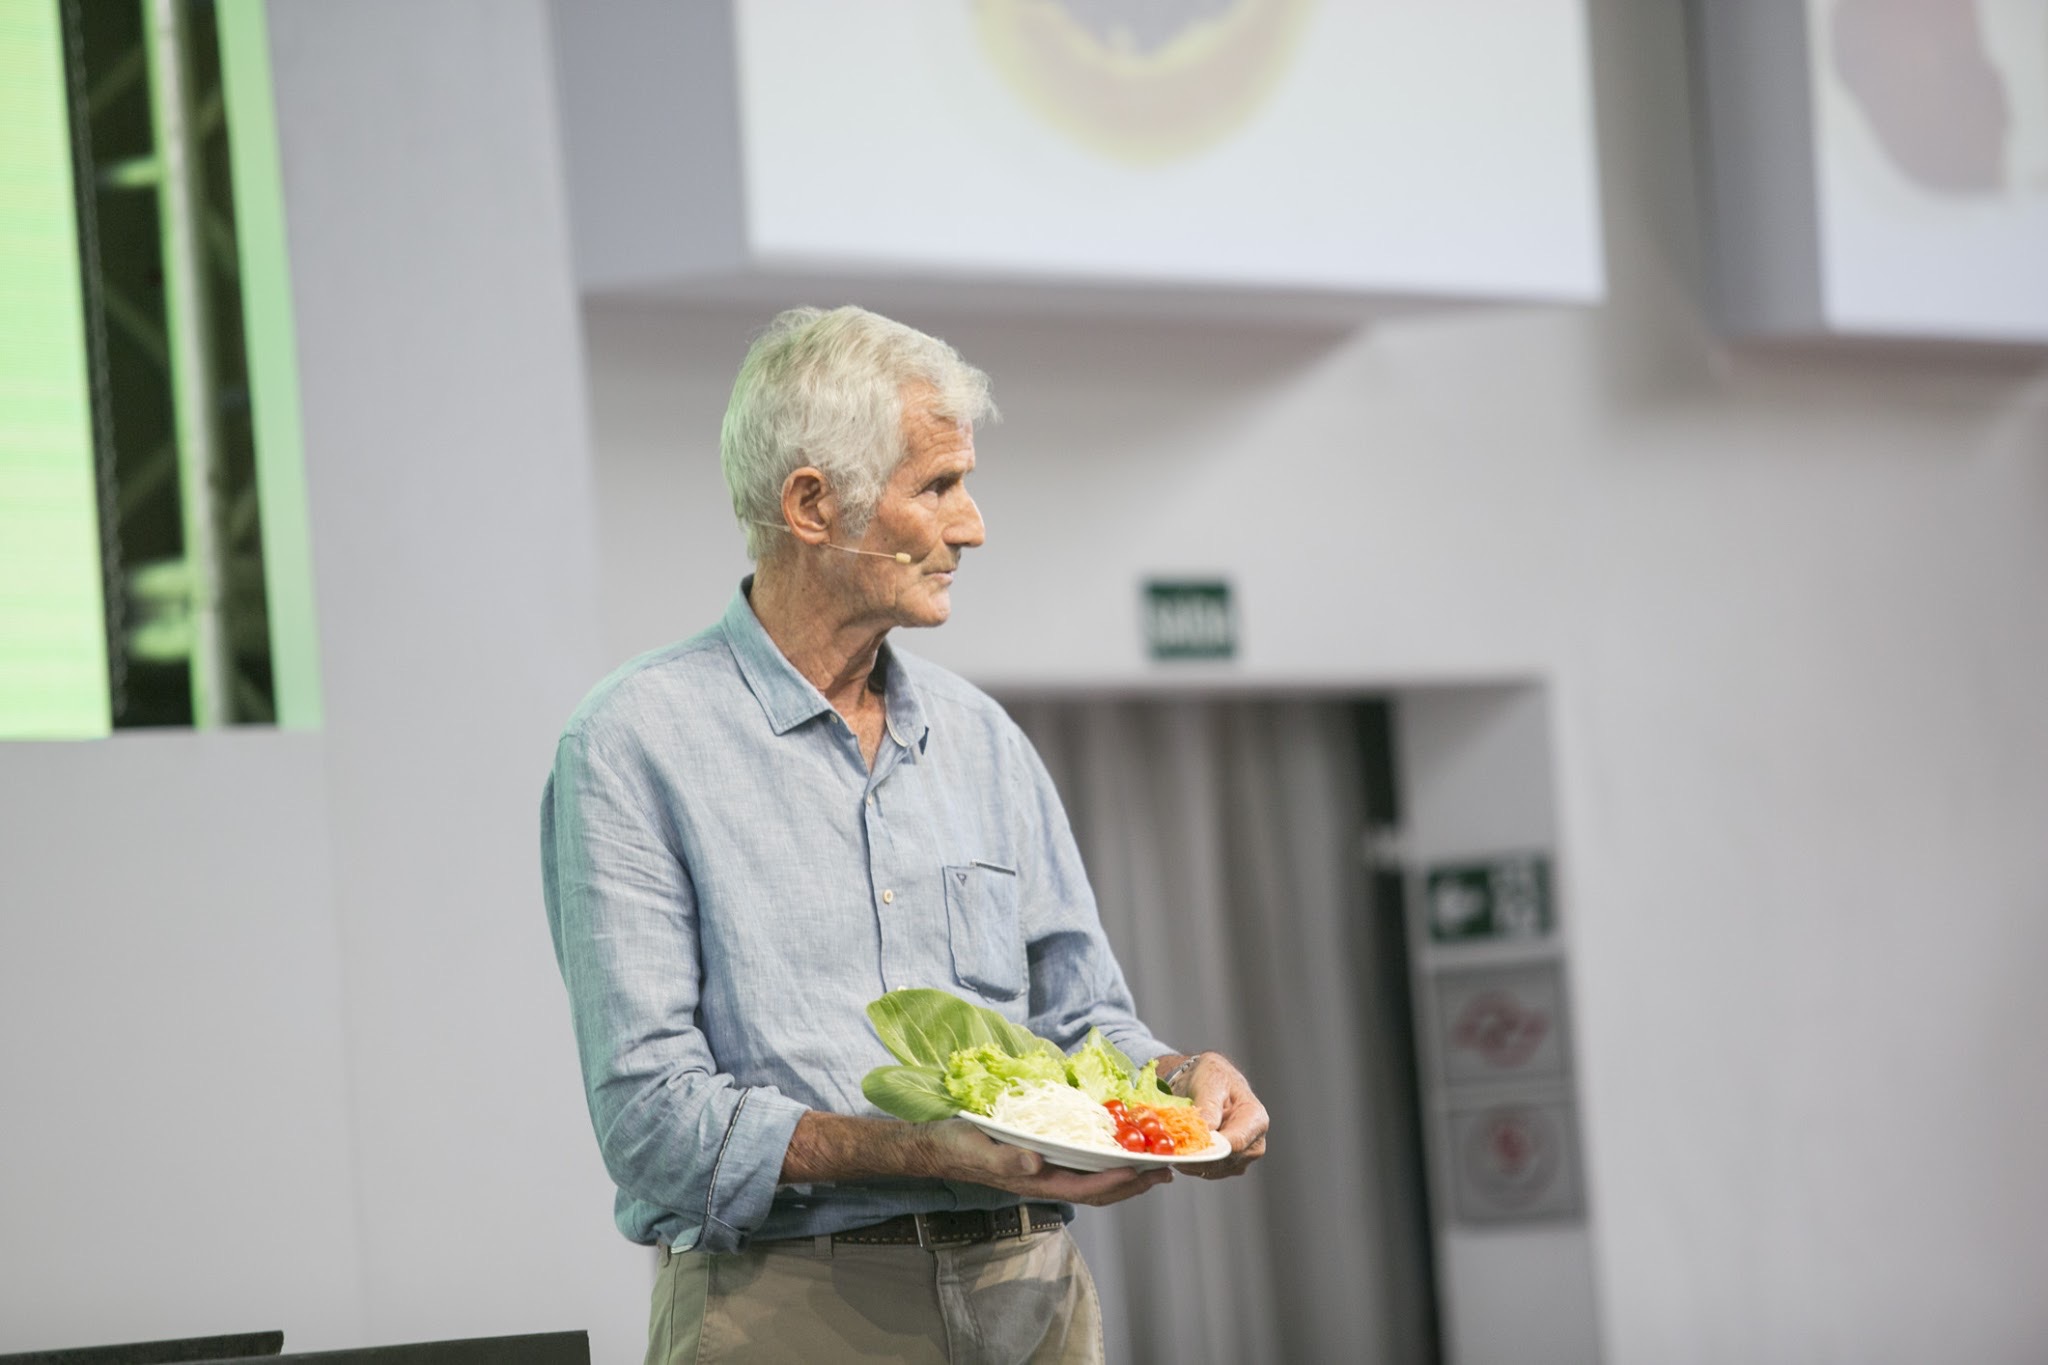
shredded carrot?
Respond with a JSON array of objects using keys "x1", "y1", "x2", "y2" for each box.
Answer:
[{"x1": 1132, "y1": 1102, "x2": 1214, "y2": 1153}]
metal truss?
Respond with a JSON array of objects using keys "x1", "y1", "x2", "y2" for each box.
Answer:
[{"x1": 61, "y1": 0, "x2": 275, "y2": 727}]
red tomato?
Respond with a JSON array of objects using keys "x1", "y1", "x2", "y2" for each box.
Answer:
[
  {"x1": 1103, "y1": 1100, "x2": 1127, "y2": 1118},
  {"x1": 1147, "y1": 1134, "x2": 1177, "y2": 1155},
  {"x1": 1118, "y1": 1130, "x2": 1149, "y2": 1152},
  {"x1": 1136, "y1": 1114, "x2": 1166, "y2": 1139}
]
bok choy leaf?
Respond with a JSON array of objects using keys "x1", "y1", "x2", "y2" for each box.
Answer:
[
  {"x1": 866, "y1": 988, "x2": 1061, "y2": 1070},
  {"x1": 860, "y1": 1065, "x2": 959, "y2": 1123}
]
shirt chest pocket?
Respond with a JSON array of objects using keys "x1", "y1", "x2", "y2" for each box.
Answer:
[{"x1": 942, "y1": 861, "x2": 1024, "y2": 1001}]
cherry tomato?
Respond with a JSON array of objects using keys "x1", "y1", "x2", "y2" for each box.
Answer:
[
  {"x1": 1136, "y1": 1115, "x2": 1166, "y2": 1139},
  {"x1": 1118, "y1": 1130, "x2": 1149, "y2": 1152},
  {"x1": 1103, "y1": 1100, "x2": 1126, "y2": 1119},
  {"x1": 1147, "y1": 1134, "x2": 1177, "y2": 1155}
]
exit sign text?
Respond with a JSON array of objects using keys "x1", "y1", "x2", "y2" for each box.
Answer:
[{"x1": 1145, "y1": 580, "x2": 1235, "y2": 660}]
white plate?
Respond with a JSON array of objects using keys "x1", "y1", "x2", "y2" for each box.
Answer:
[{"x1": 961, "y1": 1111, "x2": 1234, "y2": 1172}]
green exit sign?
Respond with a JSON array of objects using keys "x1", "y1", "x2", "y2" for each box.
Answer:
[
  {"x1": 1145, "y1": 580, "x2": 1234, "y2": 660},
  {"x1": 1426, "y1": 853, "x2": 1554, "y2": 944}
]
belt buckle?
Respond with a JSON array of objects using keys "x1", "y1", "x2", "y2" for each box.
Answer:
[{"x1": 912, "y1": 1212, "x2": 934, "y2": 1250}]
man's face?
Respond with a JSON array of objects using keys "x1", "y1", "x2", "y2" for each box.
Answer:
[{"x1": 841, "y1": 387, "x2": 985, "y2": 630}]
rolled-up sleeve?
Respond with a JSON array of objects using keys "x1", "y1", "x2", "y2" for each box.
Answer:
[
  {"x1": 1009, "y1": 731, "x2": 1177, "y2": 1068},
  {"x1": 542, "y1": 728, "x2": 807, "y2": 1252}
]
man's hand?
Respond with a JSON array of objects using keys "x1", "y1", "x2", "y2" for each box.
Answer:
[
  {"x1": 918, "y1": 1119, "x2": 1173, "y2": 1207},
  {"x1": 1166, "y1": 1052, "x2": 1268, "y2": 1179}
]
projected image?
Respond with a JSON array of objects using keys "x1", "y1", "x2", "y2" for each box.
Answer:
[
  {"x1": 975, "y1": 0, "x2": 1318, "y2": 164},
  {"x1": 1812, "y1": 0, "x2": 2048, "y2": 338},
  {"x1": 1829, "y1": 0, "x2": 2048, "y2": 197},
  {"x1": 737, "y1": 0, "x2": 1603, "y2": 301}
]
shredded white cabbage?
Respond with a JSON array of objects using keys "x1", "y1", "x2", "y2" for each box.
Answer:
[{"x1": 988, "y1": 1081, "x2": 1122, "y2": 1152}]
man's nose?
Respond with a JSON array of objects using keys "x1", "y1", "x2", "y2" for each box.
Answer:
[{"x1": 950, "y1": 493, "x2": 986, "y2": 548}]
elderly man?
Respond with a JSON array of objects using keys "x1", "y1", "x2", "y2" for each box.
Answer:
[{"x1": 543, "y1": 306, "x2": 1268, "y2": 1364}]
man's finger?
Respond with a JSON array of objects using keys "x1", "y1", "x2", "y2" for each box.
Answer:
[
  {"x1": 1219, "y1": 1103, "x2": 1270, "y2": 1151},
  {"x1": 1196, "y1": 1127, "x2": 1267, "y2": 1178},
  {"x1": 1100, "y1": 1169, "x2": 1174, "y2": 1203},
  {"x1": 1192, "y1": 1074, "x2": 1229, "y2": 1129},
  {"x1": 1052, "y1": 1170, "x2": 1170, "y2": 1207},
  {"x1": 1027, "y1": 1164, "x2": 1161, "y2": 1201}
]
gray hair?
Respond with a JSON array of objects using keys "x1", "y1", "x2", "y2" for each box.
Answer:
[{"x1": 721, "y1": 306, "x2": 997, "y2": 560}]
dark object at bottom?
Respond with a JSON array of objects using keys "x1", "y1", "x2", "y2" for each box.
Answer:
[
  {"x1": 0, "y1": 1334, "x2": 588, "y2": 1365},
  {"x1": 0, "y1": 1333, "x2": 282, "y2": 1365},
  {"x1": 198, "y1": 1336, "x2": 589, "y2": 1365}
]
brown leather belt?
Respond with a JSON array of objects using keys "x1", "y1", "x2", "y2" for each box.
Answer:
[{"x1": 832, "y1": 1203, "x2": 1067, "y2": 1248}]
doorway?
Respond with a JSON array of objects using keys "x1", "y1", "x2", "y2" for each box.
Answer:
[{"x1": 998, "y1": 693, "x2": 1443, "y2": 1365}]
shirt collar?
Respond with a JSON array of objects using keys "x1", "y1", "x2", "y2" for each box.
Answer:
[
  {"x1": 870, "y1": 642, "x2": 931, "y2": 761},
  {"x1": 722, "y1": 578, "x2": 931, "y2": 757}
]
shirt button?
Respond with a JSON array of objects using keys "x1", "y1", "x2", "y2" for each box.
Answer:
[
  {"x1": 866, "y1": 795, "x2": 875, "y2": 807},
  {"x1": 881, "y1": 889, "x2": 894, "y2": 904}
]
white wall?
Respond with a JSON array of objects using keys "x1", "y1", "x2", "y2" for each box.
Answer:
[
  {"x1": 0, "y1": 733, "x2": 362, "y2": 1348},
  {"x1": 579, "y1": 2, "x2": 2048, "y2": 1362},
  {"x1": 265, "y1": 2, "x2": 641, "y2": 1359},
  {"x1": 0, "y1": 2, "x2": 645, "y2": 1360}
]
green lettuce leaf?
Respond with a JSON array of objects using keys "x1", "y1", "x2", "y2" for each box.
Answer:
[
  {"x1": 860, "y1": 1064, "x2": 959, "y2": 1122},
  {"x1": 942, "y1": 1044, "x2": 1069, "y2": 1114},
  {"x1": 1134, "y1": 1057, "x2": 1193, "y2": 1109},
  {"x1": 1067, "y1": 1028, "x2": 1193, "y2": 1108},
  {"x1": 1068, "y1": 1028, "x2": 1139, "y2": 1104},
  {"x1": 866, "y1": 988, "x2": 1060, "y2": 1069},
  {"x1": 861, "y1": 989, "x2": 1190, "y2": 1123}
]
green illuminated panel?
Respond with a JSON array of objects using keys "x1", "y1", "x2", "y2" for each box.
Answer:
[
  {"x1": 218, "y1": 0, "x2": 321, "y2": 729},
  {"x1": 0, "y1": 1, "x2": 112, "y2": 739}
]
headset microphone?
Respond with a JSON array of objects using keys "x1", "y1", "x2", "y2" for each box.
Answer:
[
  {"x1": 749, "y1": 521, "x2": 913, "y2": 564},
  {"x1": 831, "y1": 543, "x2": 915, "y2": 565}
]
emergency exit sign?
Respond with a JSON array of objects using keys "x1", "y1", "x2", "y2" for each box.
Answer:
[
  {"x1": 1426, "y1": 853, "x2": 1554, "y2": 944},
  {"x1": 1145, "y1": 580, "x2": 1235, "y2": 660}
]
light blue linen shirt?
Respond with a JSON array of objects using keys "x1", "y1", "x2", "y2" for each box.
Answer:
[{"x1": 542, "y1": 581, "x2": 1172, "y2": 1252}]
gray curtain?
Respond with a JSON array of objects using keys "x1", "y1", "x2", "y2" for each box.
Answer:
[{"x1": 1004, "y1": 697, "x2": 1437, "y2": 1365}]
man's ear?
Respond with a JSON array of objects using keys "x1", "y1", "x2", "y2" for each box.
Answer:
[{"x1": 780, "y1": 467, "x2": 836, "y2": 547}]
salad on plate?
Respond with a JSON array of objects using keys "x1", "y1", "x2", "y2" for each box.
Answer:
[{"x1": 861, "y1": 988, "x2": 1228, "y2": 1166}]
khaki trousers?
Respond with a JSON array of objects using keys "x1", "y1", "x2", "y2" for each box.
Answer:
[{"x1": 645, "y1": 1226, "x2": 1104, "y2": 1365}]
